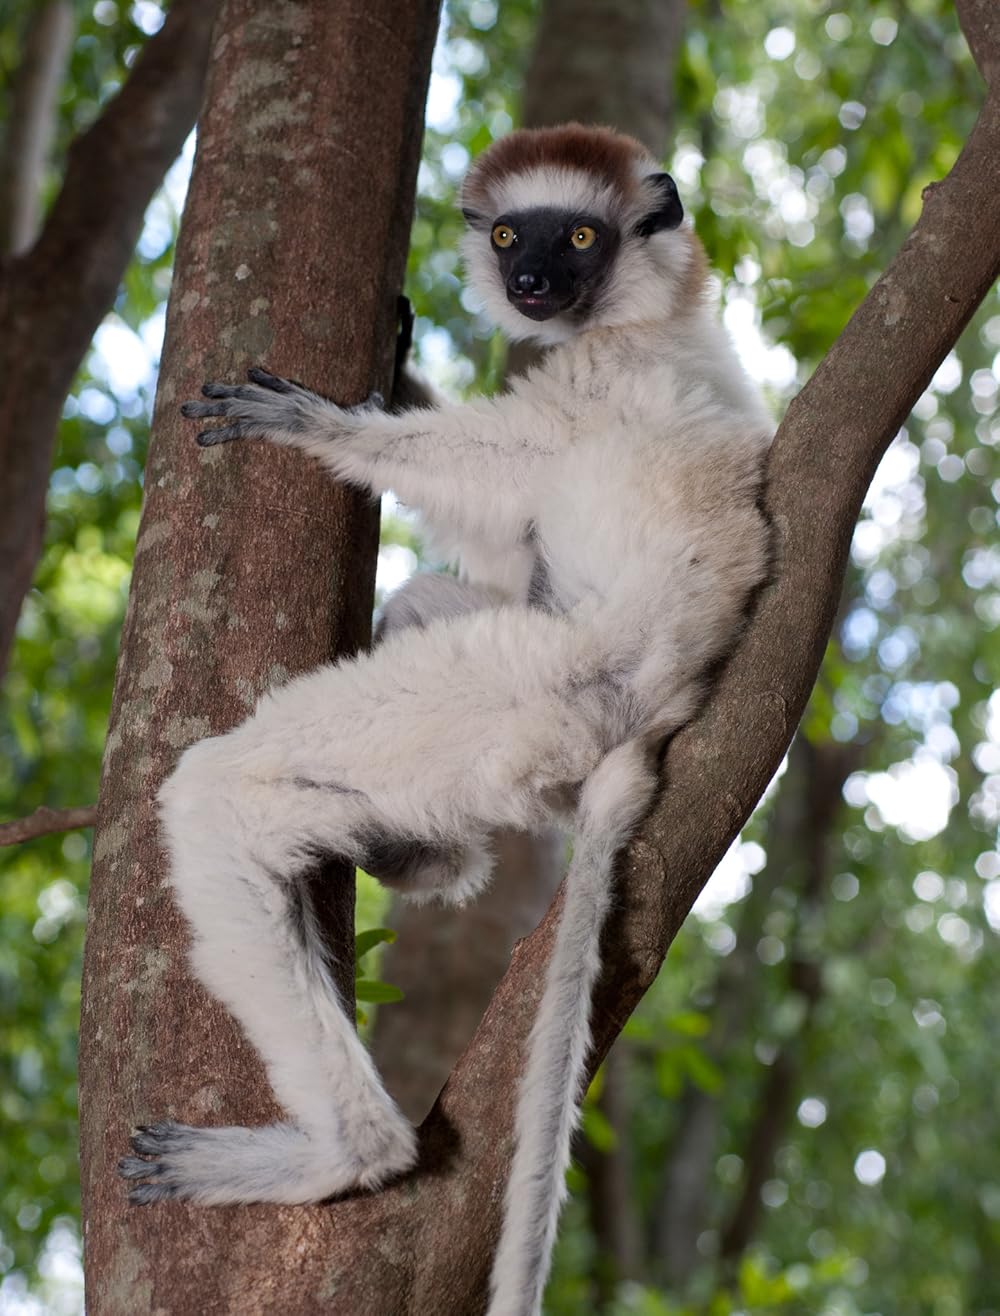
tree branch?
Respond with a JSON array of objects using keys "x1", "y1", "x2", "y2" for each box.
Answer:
[
  {"x1": 0, "y1": 804, "x2": 97, "y2": 847},
  {"x1": 23, "y1": 0, "x2": 220, "y2": 320},
  {"x1": 956, "y1": 0, "x2": 999, "y2": 87},
  {"x1": 0, "y1": 1, "x2": 75, "y2": 256},
  {"x1": 651, "y1": 735, "x2": 814, "y2": 1286},
  {"x1": 0, "y1": 0, "x2": 220, "y2": 681}
]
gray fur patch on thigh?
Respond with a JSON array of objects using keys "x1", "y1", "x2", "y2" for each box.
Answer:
[{"x1": 352, "y1": 825, "x2": 463, "y2": 891}]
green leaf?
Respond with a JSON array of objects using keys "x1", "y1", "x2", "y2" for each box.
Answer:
[
  {"x1": 667, "y1": 1009, "x2": 712, "y2": 1037},
  {"x1": 354, "y1": 926, "x2": 396, "y2": 961},
  {"x1": 355, "y1": 979, "x2": 405, "y2": 1005},
  {"x1": 680, "y1": 1045, "x2": 724, "y2": 1095},
  {"x1": 580, "y1": 1105, "x2": 618, "y2": 1153},
  {"x1": 654, "y1": 1049, "x2": 684, "y2": 1100}
]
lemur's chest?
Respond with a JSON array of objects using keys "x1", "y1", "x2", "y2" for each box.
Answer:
[{"x1": 529, "y1": 439, "x2": 653, "y2": 613}]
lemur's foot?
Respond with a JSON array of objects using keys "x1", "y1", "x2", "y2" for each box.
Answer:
[
  {"x1": 180, "y1": 368, "x2": 383, "y2": 446},
  {"x1": 118, "y1": 1114, "x2": 417, "y2": 1206}
]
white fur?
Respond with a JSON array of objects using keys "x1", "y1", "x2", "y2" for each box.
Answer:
[
  {"x1": 489, "y1": 165, "x2": 622, "y2": 219},
  {"x1": 123, "y1": 131, "x2": 772, "y2": 1315}
]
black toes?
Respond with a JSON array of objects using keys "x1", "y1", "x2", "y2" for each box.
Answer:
[
  {"x1": 118, "y1": 1154, "x2": 163, "y2": 1180},
  {"x1": 131, "y1": 1121, "x2": 184, "y2": 1151},
  {"x1": 121, "y1": 1122, "x2": 192, "y2": 1204},
  {"x1": 128, "y1": 1182, "x2": 178, "y2": 1206},
  {"x1": 202, "y1": 381, "x2": 240, "y2": 399},
  {"x1": 130, "y1": 1127, "x2": 160, "y2": 1155},
  {"x1": 196, "y1": 425, "x2": 243, "y2": 447}
]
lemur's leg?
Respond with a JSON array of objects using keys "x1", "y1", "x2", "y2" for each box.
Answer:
[
  {"x1": 375, "y1": 572, "x2": 508, "y2": 642},
  {"x1": 121, "y1": 606, "x2": 605, "y2": 1205},
  {"x1": 120, "y1": 734, "x2": 416, "y2": 1206},
  {"x1": 373, "y1": 573, "x2": 518, "y2": 901}
]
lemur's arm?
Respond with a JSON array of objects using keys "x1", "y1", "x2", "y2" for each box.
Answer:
[{"x1": 182, "y1": 368, "x2": 563, "y2": 542}]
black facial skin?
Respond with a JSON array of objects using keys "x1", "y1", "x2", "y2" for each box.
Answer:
[{"x1": 489, "y1": 208, "x2": 621, "y2": 322}]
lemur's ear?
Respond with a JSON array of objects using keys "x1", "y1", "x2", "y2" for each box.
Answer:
[
  {"x1": 634, "y1": 173, "x2": 683, "y2": 237},
  {"x1": 462, "y1": 207, "x2": 487, "y2": 229}
]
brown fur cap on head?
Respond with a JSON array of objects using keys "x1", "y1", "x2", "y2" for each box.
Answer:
[{"x1": 461, "y1": 123, "x2": 657, "y2": 220}]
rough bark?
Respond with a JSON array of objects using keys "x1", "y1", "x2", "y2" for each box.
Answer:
[
  {"x1": 373, "y1": 0, "x2": 687, "y2": 1122},
  {"x1": 78, "y1": 1, "x2": 439, "y2": 1311},
  {"x1": 82, "y1": 5, "x2": 1000, "y2": 1313},
  {"x1": 0, "y1": 1, "x2": 74, "y2": 256},
  {"x1": 0, "y1": 0, "x2": 219, "y2": 681}
]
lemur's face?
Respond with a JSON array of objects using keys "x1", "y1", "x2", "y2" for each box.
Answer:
[
  {"x1": 487, "y1": 208, "x2": 621, "y2": 322},
  {"x1": 460, "y1": 126, "x2": 688, "y2": 344}
]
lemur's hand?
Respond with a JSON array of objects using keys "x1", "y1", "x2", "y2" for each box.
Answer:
[{"x1": 180, "y1": 368, "x2": 384, "y2": 447}]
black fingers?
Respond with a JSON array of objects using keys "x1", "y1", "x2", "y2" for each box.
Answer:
[
  {"x1": 180, "y1": 400, "x2": 229, "y2": 419},
  {"x1": 247, "y1": 366, "x2": 295, "y2": 392},
  {"x1": 180, "y1": 381, "x2": 244, "y2": 444},
  {"x1": 180, "y1": 368, "x2": 300, "y2": 444}
]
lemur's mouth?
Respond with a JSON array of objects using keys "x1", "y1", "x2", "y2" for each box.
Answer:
[{"x1": 508, "y1": 290, "x2": 576, "y2": 321}]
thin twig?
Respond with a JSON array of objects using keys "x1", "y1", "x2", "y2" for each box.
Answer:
[{"x1": 0, "y1": 804, "x2": 97, "y2": 847}]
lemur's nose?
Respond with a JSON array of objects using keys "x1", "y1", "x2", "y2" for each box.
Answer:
[{"x1": 512, "y1": 271, "x2": 550, "y2": 295}]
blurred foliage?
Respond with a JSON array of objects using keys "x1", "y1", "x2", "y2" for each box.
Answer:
[
  {"x1": 354, "y1": 925, "x2": 404, "y2": 1028},
  {"x1": 1, "y1": 0, "x2": 999, "y2": 1312}
]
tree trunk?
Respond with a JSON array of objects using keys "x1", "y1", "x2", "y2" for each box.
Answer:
[
  {"x1": 520, "y1": 0, "x2": 685, "y2": 148},
  {"x1": 0, "y1": 0, "x2": 219, "y2": 682},
  {"x1": 78, "y1": 1, "x2": 439, "y2": 1311},
  {"x1": 372, "y1": 0, "x2": 687, "y2": 1124},
  {"x1": 372, "y1": 829, "x2": 565, "y2": 1120}
]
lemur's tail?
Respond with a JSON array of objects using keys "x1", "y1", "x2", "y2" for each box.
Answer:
[{"x1": 487, "y1": 739, "x2": 657, "y2": 1316}]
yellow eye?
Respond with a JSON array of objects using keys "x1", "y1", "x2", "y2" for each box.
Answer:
[
  {"x1": 492, "y1": 224, "x2": 515, "y2": 248},
  {"x1": 571, "y1": 225, "x2": 597, "y2": 250}
]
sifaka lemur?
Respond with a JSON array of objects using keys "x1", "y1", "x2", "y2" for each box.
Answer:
[{"x1": 119, "y1": 124, "x2": 773, "y2": 1316}]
